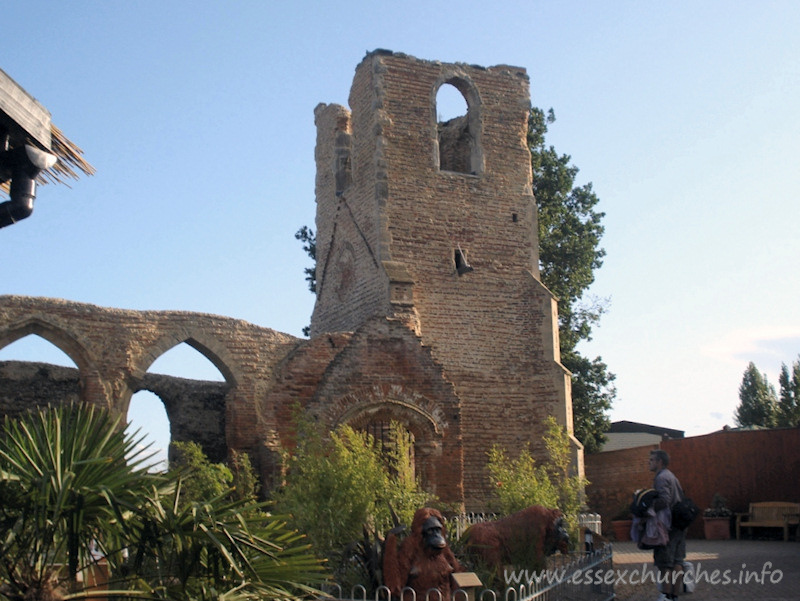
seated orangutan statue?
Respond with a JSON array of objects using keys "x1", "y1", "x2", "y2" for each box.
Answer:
[{"x1": 383, "y1": 507, "x2": 462, "y2": 600}]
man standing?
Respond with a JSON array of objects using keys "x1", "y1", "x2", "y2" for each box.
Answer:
[{"x1": 649, "y1": 449, "x2": 686, "y2": 600}]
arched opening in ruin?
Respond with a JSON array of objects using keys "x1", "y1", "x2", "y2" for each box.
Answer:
[
  {"x1": 131, "y1": 342, "x2": 230, "y2": 468},
  {"x1": 0, "y1": 333, "x2": 82, "y2": 415},
  {"x1": 436, "y1": 82, "x2": 468, "y2": 123},
  {"x1": 147, "y1": 342, "x2": 226, "y2": 382},
  {"x1": 127, "y1": 390, "x2": 171, "y2": 471},
  {"x1": 435, "y1": 79, "x2": 481, "y2": 175},
  {"x1": 338, "y1": 400, "x2": 445, "y2": 495},
  {"x1": 0, "y1": 332, "x2": 78, "y2": 368}
]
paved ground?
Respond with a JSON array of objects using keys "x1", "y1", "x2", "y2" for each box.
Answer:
[{"x1": 612, "y1": 539, "x2": 800, "y2": 600}]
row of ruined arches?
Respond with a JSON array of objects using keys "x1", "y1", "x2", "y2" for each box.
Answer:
[
  {"x1": 0, "y1": 328, "x2": 228, "y2": 470},
  {"x1": 0, "y1": 322, "x2": 442, "y2": 492}
]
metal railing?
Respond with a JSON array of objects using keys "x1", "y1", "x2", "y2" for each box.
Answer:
[{"x1": 321, "y1": 543, "x2": 614, "y2": 601}]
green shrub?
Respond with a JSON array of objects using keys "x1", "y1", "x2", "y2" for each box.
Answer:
[
  {"x1": 273, "y1": 412, "x2": 432, "y2": 579},
  {"x1": 486, "y1": 416, "x2": 587, "y2": 536}
]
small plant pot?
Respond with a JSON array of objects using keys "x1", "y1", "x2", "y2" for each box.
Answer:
[
  {"x1": 703, "y1": 517, "x2": 731, "y2": 540},
  {"x1": 611, "y1": 519, "x2": 633, "y2": 541}
]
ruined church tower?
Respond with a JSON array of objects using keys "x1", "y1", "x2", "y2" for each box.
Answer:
[{"x1": 310, "y1": 51, "x2": 579, "y2": 507}]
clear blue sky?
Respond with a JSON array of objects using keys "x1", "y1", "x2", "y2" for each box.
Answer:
[{"x1": 3, "y1": 1, "x2": 799, "y2": 460}]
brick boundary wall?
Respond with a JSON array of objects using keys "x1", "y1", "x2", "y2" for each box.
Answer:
[{"x1": 585, "y1": 427, "x2": 800, "y2": 538}]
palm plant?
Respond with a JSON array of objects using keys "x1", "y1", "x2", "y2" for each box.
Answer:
[
  {"x1": 122, "y1": 481, "x2": 328, "y2": 601},
  {"x1": 0, "y1": 403, "x2": 162, "y2": 601},
  {"x1": 0, "y1": 403, "x2": 328, "y2": 601}
]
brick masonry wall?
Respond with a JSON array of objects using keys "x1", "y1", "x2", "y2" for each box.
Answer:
[
  {"x1": 308, "y1": 51, "x2": 576, "y2": 509},
  {"x1": 0, "y1": 295, "x2": 300, "y2": 480},
  {"x1": 586, "y1": 428, "x2": 800, "y2": 537}
]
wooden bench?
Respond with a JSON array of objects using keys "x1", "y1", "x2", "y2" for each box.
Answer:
[{"x1": 735, "y1": 502, "x2": 800, "y2": 541}]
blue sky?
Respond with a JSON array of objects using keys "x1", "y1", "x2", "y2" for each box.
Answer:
[{"x1": 2, "y1": 1, "x2": 799, "y2": 460}]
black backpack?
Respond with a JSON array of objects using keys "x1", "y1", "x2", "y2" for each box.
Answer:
[
  {"x1": 630, "y1": 488, "x2": 659, "y2": 517},
  {"x1": 671, "y1": 497, "x2": 700, "y2": 530}
]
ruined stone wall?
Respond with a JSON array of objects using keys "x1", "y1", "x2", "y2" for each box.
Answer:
[
  {"x1": 0, "y1": 295, "x2": 300, "y2": 477},
  {"x1": 0, "y1": 51, "x2": 579, "y2": 511},
  {"x1": 0, "y1": 359, "x2": 230, "y2": 463},
  {"x1": 0, "y1": 361, "x2": 81, "y2": 416}
]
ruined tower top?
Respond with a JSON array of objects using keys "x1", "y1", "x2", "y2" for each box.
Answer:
[{"x1": 310, "y1": 50, "x2": 542, "y2": 338}]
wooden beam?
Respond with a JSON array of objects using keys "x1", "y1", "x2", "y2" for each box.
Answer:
[{"x1": 0, "y1": 68, "x2": 52, "y2": 150}]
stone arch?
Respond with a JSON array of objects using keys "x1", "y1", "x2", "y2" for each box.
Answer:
[
  {"x1": 432, "y1": 71, "x2": 484, "y2": 175},
  {"x1": 323, "y1": 384, "x2": 450, "y2": 497},
  {"x1": 0, "y1": 318, "x2": 93, "y2": 373},
  {"x1": 132, "y1": 331, "x2": 239, "y2": 386},
  {"x1": 124, "y1": 329, "x2": 241, "y2": 463},
  {"x1": 0, "y1": 318, "x2": 100, "y2": 405}
]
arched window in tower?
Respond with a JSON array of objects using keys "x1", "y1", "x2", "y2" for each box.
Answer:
[{"x1": 435, "y1": 81, "x2": 476, "y2": 174}]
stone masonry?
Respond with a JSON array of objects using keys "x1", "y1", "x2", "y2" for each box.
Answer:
[{"x1": 0, "y1": 51, "x2": 579, "y2": 510}]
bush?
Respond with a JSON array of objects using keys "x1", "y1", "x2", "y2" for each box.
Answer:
[
  {"x1": 486, "y1": 416, "x2": 587, "y2": 536},
  {"x1": 273, "y1": 412, "x2": 432, "y2": 582}
]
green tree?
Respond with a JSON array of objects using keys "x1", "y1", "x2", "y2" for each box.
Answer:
[
  {"x1": 734, "y1": 362, "x2": 778, "y2": 427},
  {"x1": 528, "y1": 107, "x2": 615, "y2": 453},
  {"x1": 294, "y1": 225, "x2": 316, "y2": 294},
  {"x1": 777, "y1": 356, "x2": 800, "y2": 427},
  {"x1": 169, "y1": 440, "x2": 233, "y2": 504}
]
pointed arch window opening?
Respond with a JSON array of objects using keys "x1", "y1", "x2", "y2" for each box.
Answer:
[
  {"x1": 0, "y1": 333, "x2": 79, "y2": 368},
  {"x1": 435, "y1": 80, "x2": 482, "y2": 175}
]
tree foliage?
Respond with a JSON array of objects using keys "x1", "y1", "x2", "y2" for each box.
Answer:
[
  {"x1": 273, "y1": 412, "x2": 431, "y2": 570},
  {"x1": 294, "y1": 225, "x2": 316, "y2": 294},
  {"x1": 528, "y1": 107, "x2": 615, "y2": 453},
  {"x1": 734, "y1": 362, "x2": 778, "y2": 428},
  {"x1": 777, "y1": 356, "x2": 800, "y2": 427}
]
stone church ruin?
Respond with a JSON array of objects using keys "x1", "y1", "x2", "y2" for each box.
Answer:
[{"x1": 0, "y1": 51, "x2": 580, "y2": 510}]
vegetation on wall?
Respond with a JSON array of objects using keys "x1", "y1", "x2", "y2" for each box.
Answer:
[{"x1": 272, "y1": 412, "x2": 432, "y2": 584}]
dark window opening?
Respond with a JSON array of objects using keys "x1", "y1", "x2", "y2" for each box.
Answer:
[
  {"x1": 436, "y1": 83, "x2": 472, "y2": 174},
  {"x1": 454, "y1": 247, "x2": 473, "y2": 275}
]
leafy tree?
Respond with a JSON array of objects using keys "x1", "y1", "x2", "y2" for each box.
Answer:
[
  {"x1": 734, "y1": 362, "x2": 778, "y2": 427},
  {"x1": 169, "y1": 440, "x2": 233, "y2": 504},
  {"x1": 486, "y1": 416, "x2": 586, "y2": 519},
  {"x1": 294, "y1": 225, "x2": 316, "y2": 294},
  {"x1": 777, "y1": 356, "x2": 800, "y2": 427},
  {"x1": 486, "y1": 416, "x2": 587, "y2": 537},
  {"x1": 528, "y1": 107, "x2": 615, "y2": 453}
]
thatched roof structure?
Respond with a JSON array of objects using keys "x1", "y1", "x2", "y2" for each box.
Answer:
[
  {"x1": 1, "y1": 67, "x2": 95, "y2": 195},
  {"x1": 42, "y1": 124, "x2": 96, "y2": 185}
]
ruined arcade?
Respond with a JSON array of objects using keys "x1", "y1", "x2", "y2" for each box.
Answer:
[{"x1": 0, "y1": 51, "x2": 579, "y2": 510}]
